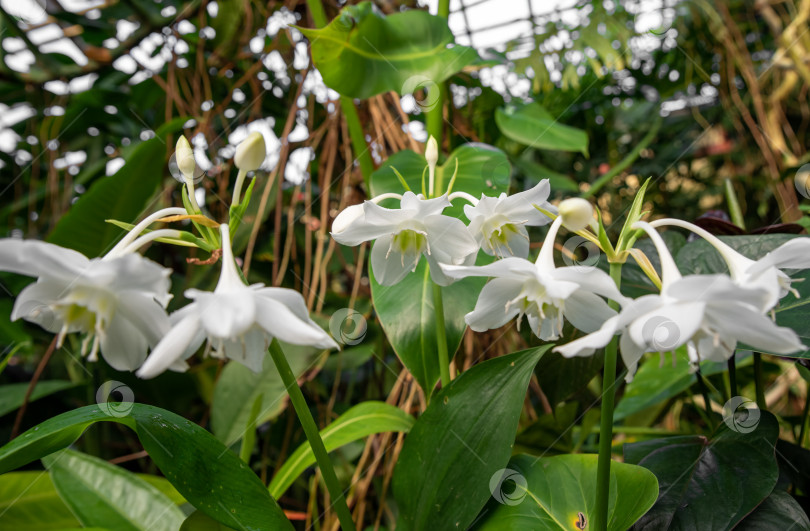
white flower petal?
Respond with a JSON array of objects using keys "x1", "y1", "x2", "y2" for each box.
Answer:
[
  {"x1": 12, "y1": 280, "x2": 65, "y2": 333},
  {"x1": 498, "y1": 180, "x2": 554, "y2": 225},
  {"x1": 254, "y1": 295, "x2": 338, "y2": 349},
  {"x1": 99, "y1": 312, "x2": 150, "y2": 371},
  {"x1": 331, "y1": 201, "x2": 400, "y2": 246},
  {"x1": 0, "y1": 239, "x2": 89, "y2": 281},
  {"x1": 563, "y1": 290, "x2": 617, "y2": 334},
  {"x1": 705, "y1": 302, "x2": 805, "y2": 355},
  {"x1": 440, "y1": 256, "x2": 538, "y2": 281},
  {"x1": 620, "y1": 332, "x2": 646, "y2": 382},
  {"x1": 552, "y1": 267, "x2": 629, "y2": 306},
  {"x1": 370, "y1": 235, "x2": 418, "y2": 286},
  {"x1": 423, "y1": 215, "x2": 478, "y2": 264},
  {"x1": 115, "y1": 292, "x2": 171, "y2": 346},
  {"x1": 627, "y1": 301, "x2": 706, "y2": 352},
  {"x1": 137, "y1": 314, "x2": 202, "y2": 379},
  {"x1": 554, "y1": 315, "x2": 621, "y2": 358},
  {"x1": 464, "y1": 278, "x2": 524, "y2": 332},
  {"x1": 748, "y1": 238, "x2": 810, "y2": 274}
]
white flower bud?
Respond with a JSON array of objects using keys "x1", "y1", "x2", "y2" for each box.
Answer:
[
  {"x1": 175, "y1": 136, "x2": 195, "y2": 177},
  {"x1": 234, "y1": 132, "x2": 266, "y2": 171},
  {"x1": 558, "y1": 198, "x2": 594, "y2": 232},
  {"x1": 425, "y1": 136, "x2": 438, "y2": 168}
]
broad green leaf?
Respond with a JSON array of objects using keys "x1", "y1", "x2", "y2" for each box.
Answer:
[
  {"x1": 393, "y1": 346, "x2": 550, "y2": 531},
  {"x1": 298, "y1": 2, "x2": 477, "y2": 99},
  {"x1": 0, "y1": 404, "x2": 293, "y2": 531},
  {"x1": 370, "y1": 256, "x2": 486, "y2": 395},
  {"x1": 535, "y1": 350, "x2": 604, "y2": 407},
  {"x1": 510, "y1": 156, "x2": 579, "y2": 192},
  {"x1": 614, "y1": 349, "x2": 752, "y2": 421},
  {"x1": 269, "y1": 401, "x2": 414, "y2": 498},
  {"x1": 137, "y1": 475, "x2": 186, "y2": 505},
  {"x1": 0, "y1": 471, "x2": 80, "y2": 530},
  {"x1": 495, "y1": 103, "x2": 589, "y2": 155},
  {"x1": 736, "y1": 489, "x2": 810, "y2": 530},
  {"x1": 47, "y1": 118, "x2": 186, "y2": 257},
  {"x1": 43, "y1": 449, "x2": 184, "y2": 531},
  {"x1": 473, "y1": 454, "x2": 659, "y2": 531},
  {"x1": 0, "y1": 380, "x2": 80, "y2": 417},
  {"x1": 180, "y1": 510, "x2": 238, "y2": 530},
  {"x1": 370, "y1": 143, "x2": 511, "y2": 219},
  {"x1": 624, "y1": 410, "x2": 779, "y2": 530},
  {"x1": 675, "y1": 234, "x2": 810, "y2": 358},
  {"x1": 211, "y1": 345, "x2": 326, "y2": 445}
]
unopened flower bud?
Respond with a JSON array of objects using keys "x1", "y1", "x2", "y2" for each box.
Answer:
[
  {"x1": 558, "y1": 198, "x2": 594, "y2": 232},
  {"x1": 425, "y1": 136, "x2": 438, "y2": 168},
  {"x1": 175, "y1": 136, "x2": 195, "y2": 177},
  {"x1": 235, "y1": 132, "x2": 266, "y2": 171}
]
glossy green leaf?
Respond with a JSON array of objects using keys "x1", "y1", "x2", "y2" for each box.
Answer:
[
  {"x1": 736, "y1": 489, "x2": 810, "y2": 530},
  {"x1": 298, "y1": 2, "x2": 477, "y2": 99},
  {"x1": 514, "y1": 402, "x2": 577, "y2": 456},
  {"x1": 0, "y1": 404, "x2": 293, "y2": 531},
  {"x1": 624, "y1": 410, "x2": 779, "y2": 530},
  {"x1": 269, "y1": 401, "x2": 414, "y2": 498},
  {"x1": 180, "y1": 510, "x2": 238, "y2": 530},
  {"x1": 393, "y1": 346, "x2": 549, "y2": 531},
  {"x1": 211, "y1": 345, "x2": 326, "y2": 445},
  {"x1": 0, "y1": 471, "x2": 80, "y2": 530},
  {"x1": 0, "y1": 380, "x2": 80, "y2": 417},
  {"x1": 675, "y1": 234, "x2": 810, "y2": 358},
  {"x1": 535, "y1": 350, "x2": 604, "y2": 407},
  {"x1": 370, "y1": 256, "x2": 487, "y2": 395},
  {"x1": 47, "y1": 118, "x2": 186, "y2": 257},
  {"x1": 370, "y1": 143, "x2": 511, "y2": 219},
  {"x1": 495, "y1": 103, "x2": 589, "y2": 155},
  {"x1": 614, "y1": 349, "x2": 752, "y2": 421},
  {"x1": 43, "y1": 449, "x2": 184, "y2": 531},
  {"x1": 473, "y1": 454, "x2": 659, "y2": 531}
]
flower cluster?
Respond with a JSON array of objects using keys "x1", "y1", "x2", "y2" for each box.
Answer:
[
  {"x1": 330, "y1": 142, "x2": 809, "y2": 380},
  {"x1": 0, "y1": 132, "x2": 336, "y2": 377}
]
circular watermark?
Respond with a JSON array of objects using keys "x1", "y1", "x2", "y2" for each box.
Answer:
[
  {"x1": 794, "y1": 164, "x2": 810, "y2": 200},
  {"x1": 561, "y1": 236, "x2": 601, "y2": 271},
  {"x1": 15, "y1": 300, "x2": 57, "y2": 332},
  {"x1": 640, "y1": 316, "x2": 681, "y2": 351},
  {"x1": 481, "y1": 156, "x2": 511, "y2": 190},
  {"x1": 723, "y1": 396, "x2": 760, "y2": 433},
  {"x1": 96, "y1": 380, "x2": 135, "y2": 417},
  {"x1": 329, "y1": 308, "x2": 367, "y2": 346},
  {"x1": 634, "y1": 6, "x2": 676, "y2": 39},
  {"x1": 489, "y1": 468, "x2": 527, "y2": 506},
  {"x1": 168, "y1": 153, "x2": 207, "y2": 184},
  {"x1": 401, "y1": 76, "x2": 440, "y2": 113}
]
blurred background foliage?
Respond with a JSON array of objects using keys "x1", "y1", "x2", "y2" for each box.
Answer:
[{"x1": 2, "y1": 0, "x2": 810, "y2": 528}]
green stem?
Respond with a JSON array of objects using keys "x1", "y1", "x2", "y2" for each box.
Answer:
[
  {"x1": 433, "y1": 282, "x2": 451, "y2": 388},
  {"x1": 425, "y1": 0, "x2": 449, "y2": 180},
  {"x1": 593, "y1": 262, "x2": 623, "y2": 531},
  {"x1": 724, "y1": 179, "x2": 746, "y2": 230},
  {"x1": 268, "y1": 340, "x2": 356, "y2": 531},
  {"x1": 696, "y1": 369, "x2": 715, "y2": 430},
  {"x1": 583, "y1": 115, "x2": 661, "y2": 199},
  {"x1": 728, "y1": 354, "x2": 737, "y2": 398},
  {"x1": 754, "y1": 352, "x2": 766, "y2": 409},
  {"x1": 305, "y1": 0, "x2": 373, "y2": 185}
]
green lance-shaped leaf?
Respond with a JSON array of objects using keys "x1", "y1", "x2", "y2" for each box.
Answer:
[
  {"x1": 297, "y1": 2, "x2": 477, "y2": 99},
  {"x1": 392, "y1": 346, "x2": 550, "y2": 531},
  {"x1": 0, "y1": 404, "x2": 293, "y2": 531},
  {"x1": 269, "y1": 401, "x2": 414, "y2": 498},
  {"x1": 472, "y1": 454, "x2": 659, "y2": 531},
  {"x1": 43, "y1": 449, "x2": 185, "y2": 531}
]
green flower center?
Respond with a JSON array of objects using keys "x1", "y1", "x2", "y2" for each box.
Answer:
[{"x1": 391, "y1": 229, "x2": 428, "y2": 256}]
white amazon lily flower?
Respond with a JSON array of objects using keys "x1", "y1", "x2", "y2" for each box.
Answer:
[
  {"x1": 650, "y1": 218, "x2": 810, "y2": 311},
  {"x1": 331, "y1": 191, "x2": 478, "y2": 286},
  {"x1": 460, "y1": 180, "x2": 555, "y2": 258},
  {"x1": 555, "y1": 222, "x2": 805, "y2": 381},
  {"x1": 0, "y1": 235, "x2": 173, "y2": 371},
  {"x1": 441, "y1": 216, "x2": 628, "y2": 340},
  {"x1": 137, "y1": 224, "x2": 337, "y2": 379}
]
